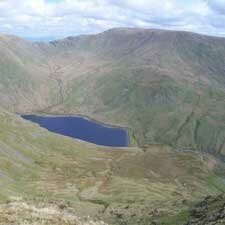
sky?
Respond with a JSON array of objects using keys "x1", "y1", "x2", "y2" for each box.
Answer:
[{"x1": 0, "y1": 0, "x2": 225, "y2": 40}]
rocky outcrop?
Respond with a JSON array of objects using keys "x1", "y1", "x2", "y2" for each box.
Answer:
[
  {"x1": 0, "y1": 201, "x2": 108, "y2": 225},
  {"x1": 186, "y1": 194, "x2": 225, "y2": 225}
]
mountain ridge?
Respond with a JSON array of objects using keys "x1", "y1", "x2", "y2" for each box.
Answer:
[{"x1": 22, "y1": 28, "x2": 225, "y2": 44}]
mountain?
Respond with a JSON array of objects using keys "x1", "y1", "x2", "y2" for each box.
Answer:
[
  {"x1": 0, "y1": 28, "x2": 225, "y2": 224},
  {"x1": 0, "y1": 28, "x2": 224, "y2": 158}
]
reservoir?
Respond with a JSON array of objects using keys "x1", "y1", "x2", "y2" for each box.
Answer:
[{"x1": 22, "y1": 115, "x2": 128, "y2": 147}]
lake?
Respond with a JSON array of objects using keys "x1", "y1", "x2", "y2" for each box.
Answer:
[{"x1": 22, "y1": 115, "x2": 128, "y2": 147}]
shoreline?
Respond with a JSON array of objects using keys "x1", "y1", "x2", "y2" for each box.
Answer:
[
  {"x1": 21, "y1": 113, "x2": 130, "y2": 147},
  {"x1": 21, "y1": 112, "x2": 128, "y2": 129}
]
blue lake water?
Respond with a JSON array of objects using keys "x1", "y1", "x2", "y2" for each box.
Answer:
[{"x1": 22, "y1": 115, "x2": 128, "y2": 147}]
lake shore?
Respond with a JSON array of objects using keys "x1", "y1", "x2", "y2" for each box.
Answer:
[{"x1": 21, "y1": 114, "x2": 130, "y2": 147}]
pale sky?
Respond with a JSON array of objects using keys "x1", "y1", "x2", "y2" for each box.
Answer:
[{"x1": 0, "y1": 0, "x2": 225, "y2": 40}]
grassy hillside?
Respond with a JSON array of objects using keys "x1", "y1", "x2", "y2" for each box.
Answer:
[
  {"x1": 0, "y1": 109, "x2": 224, "y2": 224},
  {"x1": 51, "y1": 64, "x2": 225, "y2": 158}
]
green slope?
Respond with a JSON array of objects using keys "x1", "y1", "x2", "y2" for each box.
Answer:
[
  {"x1": 58, "y1": 65, "x2": 225, "y2": 157},
  {"x1": 0, "y1": 109, "x2": 224, "y2": 224}
]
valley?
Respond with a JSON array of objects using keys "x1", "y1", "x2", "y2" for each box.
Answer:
[
  {"x1": 0, "y1": 28, "x2": 224, "y2": 224},
  {"x1": 0, "y1": 28, "x2": 224, "y2": 156}
]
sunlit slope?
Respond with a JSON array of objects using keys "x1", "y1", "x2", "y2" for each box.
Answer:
[
  {"x1": 0, "y1": 110, "x2": 224, "y2": 224},
  {"x1": 0, "y1": 34, "x2": 58, "y2": 112}
]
